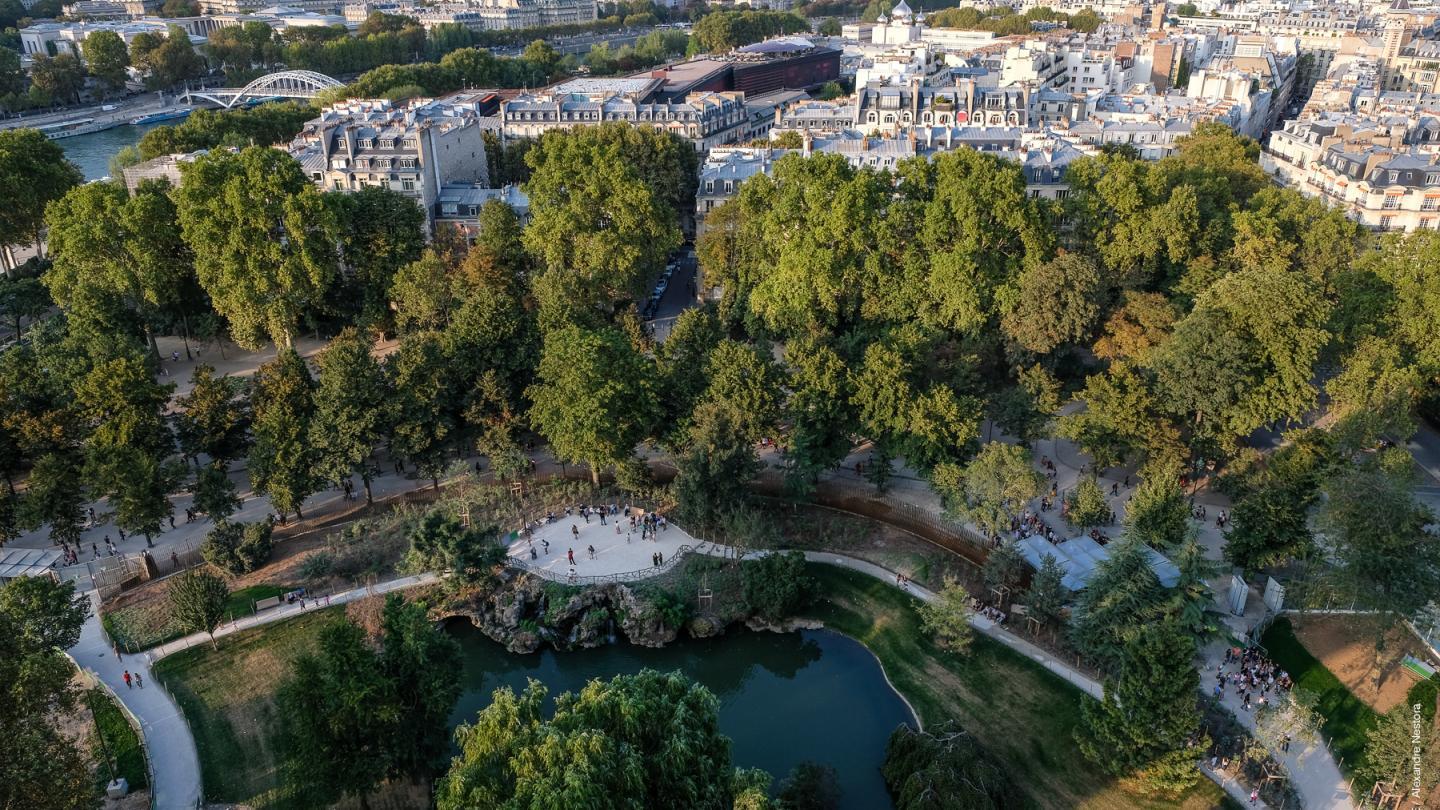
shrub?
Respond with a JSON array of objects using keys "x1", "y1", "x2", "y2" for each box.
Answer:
[
  {"x1": 299, "y1": 551, "x2": 335, "y2": 581},
  {"x1": 201, "y1": 521, "x2": 274, "y2": 576},
  {"x1": 742, "y1": 551, "x2": 814, "y2": 622}
]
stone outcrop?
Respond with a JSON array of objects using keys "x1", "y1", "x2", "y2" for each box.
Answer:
[{"x1": 441, "y1": 572, "x2": 683, "y2": 653}]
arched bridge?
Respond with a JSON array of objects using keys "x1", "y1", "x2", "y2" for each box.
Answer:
[{"x1": 182, "y1": 70, "x2": 344, "y2": 109}]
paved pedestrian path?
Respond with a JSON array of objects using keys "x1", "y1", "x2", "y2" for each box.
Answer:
[
  {"x1": 67, "y1": 573, "x2": 439, "y2": 810},
  {"x1": 1199, "y1": 641, "x2": 1355, "y2": 810},
  {"x1": 505, "y1": 509, "x2": 696, "y2": 582},
  {"x1": 68, "y1": 591, "x2": 201, "y2": 810}
]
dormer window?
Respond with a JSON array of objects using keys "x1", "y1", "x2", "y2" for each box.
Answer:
[{"x1": 358, "y1": 139, "x2": 372, "y2": 148}]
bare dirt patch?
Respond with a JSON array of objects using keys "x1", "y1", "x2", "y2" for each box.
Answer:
[{"x1": 1290, "y1": 613, "x2": 1436, "y2": 713}]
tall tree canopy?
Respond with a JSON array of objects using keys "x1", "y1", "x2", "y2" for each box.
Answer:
[{"x1": 176, "y1": 147, "x2": 338, "y2": 349}]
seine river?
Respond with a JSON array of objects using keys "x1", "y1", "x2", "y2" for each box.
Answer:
[
  {"x1": 447, "y1": 623, "x2": 916, "y2": 809},
  {"x1": 57, "y1": 122, "x2": 161, "y2": 181}
]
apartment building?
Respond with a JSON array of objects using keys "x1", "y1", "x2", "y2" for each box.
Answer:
[{"x1": 287, "y1": 94, "x2": 494, "y2": 225}]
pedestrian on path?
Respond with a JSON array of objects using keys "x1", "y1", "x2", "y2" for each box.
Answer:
[
  {"x1": 567, "y1": 548, "x2": 575, "y2": 565},
  {"x1": 571, "y1": 524, "x2": 579, "y2": 541},
  {"x1": 134, "y1": 671, "x2": 143, "y2": 688},
  {"x1": 587, "y1": 545, "x2": 595, "y2": 560},
  {"x1": 123, "y1": 671, "x2": 132, "y2": 689}
]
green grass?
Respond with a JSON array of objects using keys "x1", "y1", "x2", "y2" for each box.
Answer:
[
  {"x1": 152, "y1": 607, "x2": 345, "y2": 808},
  {"x1": 803, "y1": 563, "x2": 1229, "y2": 810},
  {"x1": 88, "y1": 687, "x2": 148, "y2": 791},
  {"x1": 103, "y1": 583, "x2": 287, "y2": 653},
  {"x1": 226, "y1": 584, "x2": 288, "y2": 617},
  {"x1": 1260, "y1": 617, "x2": 1381, "y2": 773}
]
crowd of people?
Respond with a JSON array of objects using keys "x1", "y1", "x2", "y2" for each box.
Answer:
[{"x1": 1213, "y1": 644, "x2": 1294, "y2": 712}]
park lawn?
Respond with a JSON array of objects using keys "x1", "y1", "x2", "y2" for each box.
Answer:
[
  {"x1": 88, "y1": 687, "x2": 148, "y2": 792},
  {"x1": 103, "y1": 582, "x2": 288, "y2": 652},
  {"x1": 226, "y1": 584, "x2": 288, "y2": 617},
  {"x1": 1260, "y1": 617, "x2": 1380, "y2": 773},
  {"x1": 152, "y1": 607, "x2": 345, "y2": 809},
  {"x1": 803, "y1": 564, "x2": 1232, "y2": 810}
]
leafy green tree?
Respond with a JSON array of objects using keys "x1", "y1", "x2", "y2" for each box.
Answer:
[
  {"x1": 176, "y1": 365, "x2": 250, "y2": 464},
  {"x1": 982, "y1": 540, "x2": 1025, "y2": 595},
  {"x1": 248, "y1": 349, "x2": 317, "y2": 520},
  {"x1": 201, "y1": 521, "x2": 273, "y2": 575},
  {"x1": 1001, "y1": 252, "x2": 1106, "y2": 359},
  {"x1": 675, "y1": 400, "x2": 760, "y2": 531},
  {"x1": 777, "y1": 762, "x2": 841, "y2": 810},
  {"x1": 81, "y1": 30, "x2": 129, "y2": 91},
  {"x1": 192, "y1": 461, "x2": 240, "y2": 523},
  {"x1": 1223, "y1": 485, "x2": 1313, "y2": 573},
  {"x1": 1076, "y1": 620, "x2": 1202, "y2": 796},
  {"x1": 388, "y1": 331, "x2": 457, "y2": 490},
  {"x1": 655, "y1": 308, "x2": 721, "y2": 440},
  {"x1": 1025, "y1": 553, "x2": 1068, "y2": 629},
  {"x1": 279, "y1": 619, "x2": 397, "y2": 806},
  {"x1": 528, "y1": 325, "x2": 656, "y2": 484},
  {"x1": 851, "y1": 335, "x2": 980, "y2": 471},
  {"x1": 75, "y1": 352, "x2": 175, "y2": 542},
  {"x1": 391, "y1": 250, "x2": 457, "y2": 333},
  {"x1": 702, "y1": 339, "x2": 783, "y2": 442},
  {"x1": 743, "y1": 550, "x2": 814, "y2": 623},
  {"x1": 1325, "y1": 336, "x2": 1422, "y2": 453},
  {"x1": 1321, "y1": 465, "x2": 1440, "y2": 621},
  {"x1": 176, "y1": 147, "x2": 338, "y2": 349},
  {"x1": 1059, "y1": 363, "x2": 1182, "y2": 471},
  {"x1": 0, "y1": 276, "x2": 50, "y2": 340},
  {"x1": 932, "y1": 442, "x2": 1041, "y2": 540},
  {"x1": 1069, "y1": 537, "x2": 1165, "y2": 672},
  {"x1": 917, "y1": 577, "x2": 975, "y2": 653},
  {"x1": 281, "y1": 597, "x2": 461, "y2": 804},
  {"x1": 1357, "y1": 702, "x2": 1439, "y2": 797},
  {"x1": 376, "y1": 594, "x2": 463, "y2": 780},
  {"x1": 0, "y1": 576, "x2": 92, "y2": 810},
  {"x1": 1124, "y1": 463, "x2": 1189, "y2": 548},
  {"x1": 406, "y1": 512, "x2": 505, "y2": 582},
  {"x1": 1152, "y1": 267, "x2": 1329, "y2": 452},
  {"x1": 142, "y1": 25, "x2": 205, "y2": 87},
  {"x1": 437, "y1": 671, "x2": 747, "y2": 810},
  {"x1": 311, "y1": 328, "x2": 390, "y2": 503},
  {"x1": 21, "y1": 451, "x2": 86, "y2": 548},
  {"x1": 523, "y1": 124, "x2": 683, "y2": 327},
  {"x1": 168, "y1": 568, "x2": 230, "y2": 647},
  {"x1": 29, "y1": 54, "x2": 85, "y2": 104},
  {"x1": 329, "y1": 186, "x2": 426, "y2": 331},
  {"x1": 882, "y1": 722, "x2": 1022, "y2": 810},
  {"x1": 783, "y1": 336, "x2": 856, "y2": 494},
  {"x1": 1165, "y1": 538, "x2": 1218, "y2": 644},
  {"x1": 1067, "y1": 475, "x2": 1110, "y2": 530},
  {"x1": 444, "y1": 286, "x2": 537, "y2": 444},
  {"x1": 0, "y1": 128, "x2": 82, "y2": 259}
]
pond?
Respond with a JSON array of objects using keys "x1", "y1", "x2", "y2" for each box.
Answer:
[{"x1": 446, "y1": 622, "x2": 916, "y2": 809}]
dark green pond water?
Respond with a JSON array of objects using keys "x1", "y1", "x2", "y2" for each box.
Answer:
[{"x1": 445, "y1": 622, "x2": 916, "y2": 809}]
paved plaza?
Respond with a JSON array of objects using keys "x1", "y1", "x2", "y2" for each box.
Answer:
[{"x1": 505, "y1": 508, "x2": 701, "y2": 581}]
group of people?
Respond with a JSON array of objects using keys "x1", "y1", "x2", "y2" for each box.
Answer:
[{"x1": 1214, "y1": 645, "x2": 1293, "y2": 712}]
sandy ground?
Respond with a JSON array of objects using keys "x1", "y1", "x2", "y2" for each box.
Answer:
[{"x1": 1290, "y1": 613, "x2": 1437, "y2": 713}]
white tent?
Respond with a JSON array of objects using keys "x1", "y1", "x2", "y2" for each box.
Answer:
[{"x1": 1015, "y1": 535, "x2": 1180, "y2": 591}]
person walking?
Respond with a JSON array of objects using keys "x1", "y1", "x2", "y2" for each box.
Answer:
[
  {"x1": 123, "y1": 671, "x2": 132, "y2": 689},
  {"x1": 134, "y1": 671, "x2": 143, "y2": 688},
  {"x1": 567, "y1": 548, "x2": 575, "y2": 565},
  {"x1": 587, "y1": 545, "x2": 595, "y2": 560},
  {"x1": 571, "y1": 524, "x2": 580, "y2": 541}
]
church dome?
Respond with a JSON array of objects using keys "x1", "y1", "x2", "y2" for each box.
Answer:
[{"x1": 891, "y1": 0, "x2": 913, "y2": 19}]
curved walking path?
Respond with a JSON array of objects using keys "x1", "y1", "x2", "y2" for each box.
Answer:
[{"x1": 67, "y1": 573, "x2": 439, "y2": 810}]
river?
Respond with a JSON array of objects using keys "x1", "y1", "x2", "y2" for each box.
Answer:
[
  {"x1": 446, "y1": 622, "x2": 916, "y2": 809},
  {"x1": 56, "y1": 122, "x2": 160, "y2": 181}
]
